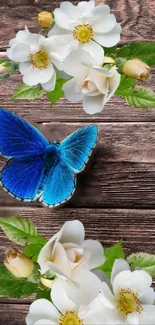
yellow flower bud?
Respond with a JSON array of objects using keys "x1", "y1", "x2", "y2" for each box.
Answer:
[
  {"x1": 0, "y1": 63, "x2": 12, "y2": 75},
  {"x1": 4, "y1": 248, "x2": 34, "y2": 278},
  {"x1": 104, "y1": 56, "x2": 115, "y2": 64},
  {"x1": 38, "y1": 11, "x2": 53, "y2": 28},
  {"x1": 40, "y1": 277, "x2": 54, "y2": 288},
  {"x1": 123, "y1": 59, "x2": 150, "y2": 82}
]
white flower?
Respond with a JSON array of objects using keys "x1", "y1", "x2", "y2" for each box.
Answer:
[
  {"x1": 48, "y1": 1, "x2": 122, "y2": 59},
  {"x1": 37, "y1": 220, "x2": 105, "y2": 306},
  {"x1": 7, "y1": 26, "x2": 77, "y2": 91},
  {"x1": 99, "y1": 259, "x2": 155, "y2": 324},
  {"x1": 26, "y1": 279, "x2": 108, "y2": 325},
  {"x1": 62, "y1": 49, "x2": 120, "y2": 114}
]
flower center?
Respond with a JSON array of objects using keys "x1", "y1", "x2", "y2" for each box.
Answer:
[
  {"x1": 59, "y1": 311, "x2": 83, "y2": 325},
  {"x1": 29, "y1": 50, "x2": 49, "y2": 69},
  {"x1": 117, "y1": 289, "x2": 142, "y2": 317},
  {"x1": 73, "y1": 23, "x2": 94, "y2": 43}
]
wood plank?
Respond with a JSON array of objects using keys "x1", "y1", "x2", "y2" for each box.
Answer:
[
  {"x1": 1, "y1": 122, "x2": 155, "y2": 208},
  {"x1": 0, "y1": 303, "x2": 28, "y2": 325},
  {"x1": 0, "y1": 52, "x2": 155, "y2": 123},
  {"x1": 0, "y1": 0, "x2": 155, "y2": 50},
  {"x1": 0, "y1": 207, "x2": 155, "y2": 304}
]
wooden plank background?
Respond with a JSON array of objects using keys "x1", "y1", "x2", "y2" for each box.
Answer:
[{"x1": 0, "y1": 0, "x2": 155, "y2": 323}]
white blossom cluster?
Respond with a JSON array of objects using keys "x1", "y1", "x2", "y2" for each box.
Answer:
[
  {"x1": 26, "y1": 220, "x2": 155, "y2": 325},
  {"x1": 7, "y1": 1, "x2": 121, "y2": 114}
]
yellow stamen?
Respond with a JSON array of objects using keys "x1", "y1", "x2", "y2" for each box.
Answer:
[
  {"x1": 73, "y1": 23, "x2": 94, "y2": 43},
  {"x1": 117, "y1": 289, "x2": 142, "y2": 317},
  {"x1": 59, "y1": 311, "x2": 83, "y2": 325},
  {"x1": 29, "y1": 50, "x2": 50, "y2": 69}
]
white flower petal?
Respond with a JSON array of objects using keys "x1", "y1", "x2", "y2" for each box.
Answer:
[
  {"x1": 140, "y1": 287, "x2": 155, "y2": 305},
  {"x1": 111, "y1": 259, "x2": 130, "y2": 284},
  {"x1": 54, "y1": 8, "x2": 73, "y2": 30},
  {"x1": 64, "y1": 270, "x2": 101, "y2": 307},
  {"x1": 93, "y1": 14, "x2": 116, "y2": 33},
  {"x1": 82, "y1": 239, "x2": 105, "y2": 270},
  {"x1": 94, "y1": 23, "x2": 122, "y2": 47},
  {"x1": 34, "y1": 320, "x2": 55, "y2": 325},
  {"x1": 7, "y1": 43, "x2": 30, "y2": 62},
  {"x1": 63, "y1": 78, "x2": 83, "y2": 102},
  {"x1": 52, "y1": 242, "x2": 71, "y2": 277},
  {"x1": 106, "y1": 68, "x2": 121, "y2": 102},
  {"x1": 25, "y1": 299, "x2": 59, "y2": 325},
  {"x1": 23, "y1": 64, "x2": 54, "y2": 86},
  {"x1": 63, "y1": 49, "x2": 91, "y2": 77},
  {"x1": 82, "y1": 40, "x2": 104, "y2": 66},
  {"x1": 48, "y1": 25, "x2": 69, "y2": 37},
  {"x1": 127, "y1": 312, "x2": 139, "y2": 324},
  {"x1": 52, "y1": 279, "x2": 76, "y2": 314},
  {"x1": 89, "y1": 69, "x2": 108, "y2": 94},
  {"x1": 91, "y1": 4, "x2": 110, "y2": 17},
  {"x1": 19, "y1": 62, "x2": 31, "y2": 74},
  {"x1": 60, "y1": 220, "x2": 85, "y2": 246},
  {"x1": 83, "y1": 94, "x2": 105, "y2": 115},
  {"x1": 99, "y1": 282, "x2": 115, "y2": 309},
  {"x1": 41, "y1": 71, "x2": 56, "y2": 92},
  {"x1": 140, "y1": 306, "x2": 155, "y2": 324},
  {"x1": 38, "y1": 232, "x2": 61, "y2": 274},
  {"x1": 77, "y1": 1, "x2": 95, "y2": 14},
  {"x1": 92, "y1": 270, "x2": 112, "y2": 291},
  {"x1": 113, "y1": 270, "x2": 152, "y2": 296},
  {"x1": 60, "y1": 2, "x2": 78, "y2": 19},
  {"x1": 79, "y1": 296, "x2": 107, "y2": 325}
]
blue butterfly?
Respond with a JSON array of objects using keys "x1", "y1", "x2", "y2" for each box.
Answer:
[{"x1": 0, "y1": 108, "x2": 98, "y2": 207}]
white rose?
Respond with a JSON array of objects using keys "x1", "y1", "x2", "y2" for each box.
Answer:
[
  {"x1": 38, "y1": 220, "x2": 105, "y2": 277},
  {"x1": 63, "y1": 49, "x2": 120, "y2": 114}
]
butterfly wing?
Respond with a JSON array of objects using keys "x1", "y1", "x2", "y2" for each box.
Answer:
[
  {"x1": 0, "y1": 155, "x2": 45, "y2": 200},
  {"x1": 40, "y1": 160, "x2": 76, "y2": 207},
  {"x1": 59, "y1": 125, "x2": 98, "y2": 173},
  {"x1": 0, "y1": 108, "x2": 49, "y2": 157}
]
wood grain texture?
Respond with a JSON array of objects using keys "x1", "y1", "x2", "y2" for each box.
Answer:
[
  {"x1": 1, "y1": 122, "x2": 155, "y2": 208},
  {"x1": 0, "y1": 304, "x2": 28, "y2": 325},
  {"x1": 0, "y1": 0, "x2": 155, "y2": 50},
  {"x1": 0, "y1": 0, "x2": 155, "y2": 321}
]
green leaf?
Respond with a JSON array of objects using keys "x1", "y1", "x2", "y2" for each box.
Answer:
[
  {"x1": 96, "y1": 242, "x2": 125, "y2": 278},
  {"x1": 0, "y1": 216, "x2": 46, "y2": 246},
  {"x1": 12, "y1": 83, "x2": 45, "y2": 100},
  {"x1": 116, "y1": 42, "x2": 155, "y2": 66},
  {"x1": 23, "y1": 244, "x2": 44, "y2": 262},
  {"x1": 0, "y1": 265, "x2": 37, "y2": 297},
  {"x1": 117, "y1": 75, "x2": 135, "y2": 90},
  {"x1": 36, "y1": 288, "x2": 51, "y2": 301},
  {"x1": 127, "y1": 253, "x2": 155, "y2": 277},
  {"x1": 116, "y1": 86, "x2": 155, "y2": 108},
  {"x1": 47, "y1": 75, "x2": 68, "y2": 104},
  {"x1": 104, "y1": 46, "x2": 116, "y2": 56},
  {"x1": 0, "y1": 60, "x2": 18, "y2": 78}
]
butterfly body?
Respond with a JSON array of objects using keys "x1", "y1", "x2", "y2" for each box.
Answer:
[{"x1": 0, "y1": 109, "x2": 98, "y2": 207}]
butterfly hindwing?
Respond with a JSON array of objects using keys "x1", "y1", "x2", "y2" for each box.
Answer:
[
  {"x1": 0, "y1": 155, "x2": 45, "y2": 201},
  {"x1": 59, "y1": 125, "x2": 98, "y2": 173},
  {"x1": 0, "y1": 108, "x2": 49, "y2": 157},
  {"x1": 40, "y1": 160, "x2": 76, "y2": 207}
]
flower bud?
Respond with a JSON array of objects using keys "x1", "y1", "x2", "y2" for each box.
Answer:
[
  {"x1": 0, "y1": 62, "x2": 12, "y2": 75},
  {"x1": 37, "y1": 11, "x2": 53, "y2": 28},
  {"x1": 4, "y1": 248, "x2": 34, "y2": 278},
  {"x1": 104, "y1": 56, "x2": 115, "y2": 64},
  {"x1": 40, "y1": 277, "x2": 54, "y2": 288},
  {"x1": 123, "y1": 59, "x2": 150, "y2": 81}
]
